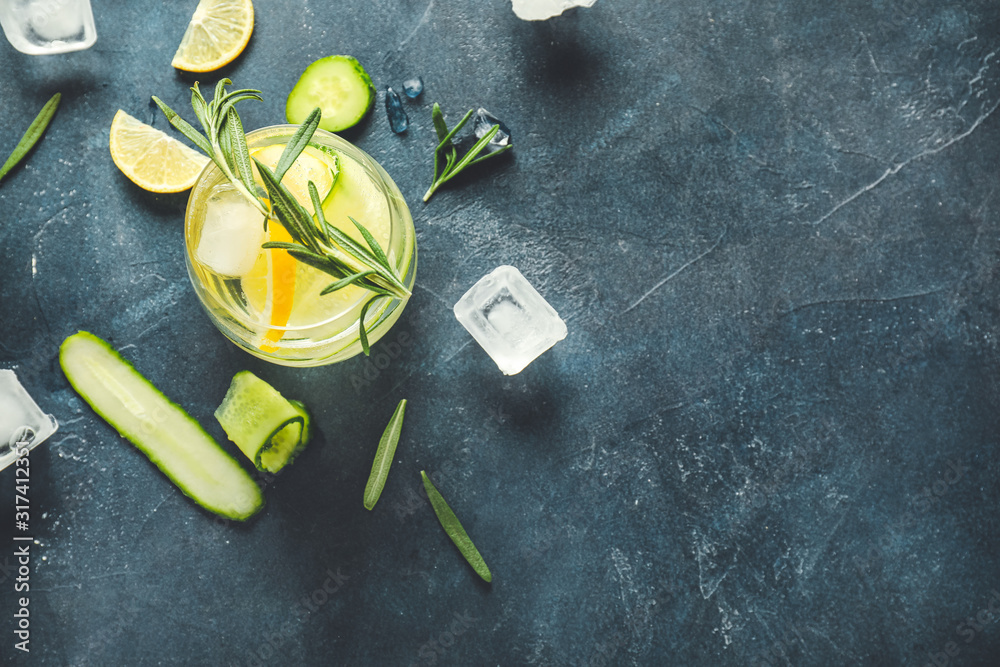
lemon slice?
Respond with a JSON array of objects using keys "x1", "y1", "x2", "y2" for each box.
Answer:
[
  {"x1": 250, "y1": 144, "x2": 339, "y2": 206},
  {"x1": 109, "y1": 110, "x2": 210, "y2": 193},
  {"x1": 171, "y1": 0, "x2": 254, "y2": 73}
]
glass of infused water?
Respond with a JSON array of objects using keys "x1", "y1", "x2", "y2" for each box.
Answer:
[{"x1": 185, "y1": 125, "x2": 417, "y2": 367}]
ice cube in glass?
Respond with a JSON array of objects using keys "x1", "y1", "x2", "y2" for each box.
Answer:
[
  {"x1": 453, "y1": 265, "x2": 567, "y2": 375},
  {"x1": 195, "y1": 185, "x2": 266, "y2": 278},
  {"x1": 0, "y1": 369, "x2": 58, "y2": 470}
]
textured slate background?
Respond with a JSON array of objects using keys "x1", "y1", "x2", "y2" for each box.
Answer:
[{"x1": 2, "y1": 1, "x2": 999, "y2": 665}]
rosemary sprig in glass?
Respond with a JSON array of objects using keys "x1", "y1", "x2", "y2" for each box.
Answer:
[
  {"x1": 423, "y1": 103, "x2": 512, "y2": 202},
  {"x1": 152, "y1": 80, "x2": 409, "y2": 355}
]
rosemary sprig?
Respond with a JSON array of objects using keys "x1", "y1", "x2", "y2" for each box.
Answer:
[
  {"x1": 153, "y1": 80, "x2": 409, "y2": 355},
  {"x1": 363, "y1": 399, "x2": 407, "y2": 510},
  {"x1": 153, "y1": 81, "x2": 266, "y2": 216},
  {"x1": 0, "y1": 93, "x2": 61, "y2": 185},
  {"x1": 423, "y1": 103, "x2": 512, "y2": 202}
]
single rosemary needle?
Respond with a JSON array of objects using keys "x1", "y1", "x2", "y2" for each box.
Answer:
[
  {"x1": 0, "y1": 93, "x2": 61, "y2": 185},
  {"x1": 363, "y1": 399, "x2": 407, "y2": 510},
  {"x1": 421, "y1": 470, "x2": 492, "y2": 583}
]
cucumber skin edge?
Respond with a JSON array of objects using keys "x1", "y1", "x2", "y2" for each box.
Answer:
[
  {"x1": 285, "y1": 55, "x2": 375, "y2": 132},
  {"x1": 59, "y1": 331, "x2": 264, "y2": 522},
  {"x1": 214, "y1": 370, "x2": 310, "y2": 474}
]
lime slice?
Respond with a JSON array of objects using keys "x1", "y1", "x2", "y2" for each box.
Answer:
[{"x1": 214, "y1": 371, "x2": 312, "y2": 473}]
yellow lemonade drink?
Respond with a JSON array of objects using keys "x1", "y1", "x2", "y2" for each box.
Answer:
[{"x1": 184, "y1": 126, "x2": 416, "y2": 366}]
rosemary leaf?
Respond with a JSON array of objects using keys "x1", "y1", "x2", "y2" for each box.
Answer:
[
  {"x1": 211, "y1": 78, "x2": 231, "y2": 115},
  {"x1": 307, "y1": 180, "x2": 330, "y2": 238},
  {"x1": 190, "y1": 84, "x2": 212, "y2": 132},
  {"x1": 420, "y1": 471, "x2": 492, "y2": 583},
  {"x1": 217, "y1": 118, "x2": 235, "y2": 175},
  {"x1": 449, "y1": 124, "x2": 499, "y2": 176},
  {"x1": 274, "y1": 107, "x2": 322, "y2": 182},
  {"x1": 321, "y1": 223, "x2": 409, "y2": 297},
  {"x1": 214, "y1": 89, "x2": 263, "y2": 122},
  {"x1": 437, "y1": 108, "x2": 474, "y2": 149},
  {"x1": 0, "y1": 93, "x2": 61, "y2": 184},
  {"x1": 363, "y1": 399, "x2": 407, "y2": 510},
  {"x1": 320, "y1": 271, "x2": 377, "y2": 295},
  {"x1": 469, "y1": 143, "x2": 513, "y2": 168},
  {"x1": 286, "y1": 249, "x2": 347, "y2": 277},
  {"x1": 350, "y1": 216, "x2": 392, "y2": 269},
  {"x1": 151, "y1": 96, "x2": 214, "y2": 156},
  {"x1": 431, "y1": 103, "x2": 450, "y2": 144},
  {"x1": 226, "y1": 110, "x2": 255, "y2": 194},
  {"x1": 253, "y1": 159, "x2": 315, "y2": 246},
  {"x1": 358, "y1": 297, "x2": 377, "y2": 356}
]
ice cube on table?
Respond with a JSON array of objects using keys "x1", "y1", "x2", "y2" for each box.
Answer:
[
  {"x1": 0, "y1": 0, "x2": 97, "y2": 55},
  {"x1": 0, "y1": 369, "x2": 58, "y2": 471},
  {"x1": 473, "y1": 109, "x2": 512, "y2": 148},
  {"x1": 196, "y1": 185, "x2": 266, "y2": 278},
  {"x1": 511, "y1": 0, "x2": 597, "y2": 21},
  {"x1": 454, "y1": 265, "x2": 567, "y2": 375},
  {"x1": 402, "y1": 76, "x2": 424, "y2": 99},
  {"x1": 385, "y1": 87, "x2": 409, "y2": 134}
]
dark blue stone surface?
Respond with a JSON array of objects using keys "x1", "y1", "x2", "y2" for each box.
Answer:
[{"x1": 1, "y1": 1, "x2": 999, "y2": 665}]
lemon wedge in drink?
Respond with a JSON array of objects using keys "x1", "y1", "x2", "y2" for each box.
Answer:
[
  {"x1": 109, "y1": 110, "x2": 210, "y2": 193},
  {"x1": 242, "y1": 144, "x2": 340, "y2": 349},
  {"x1": 171, "y1": 0, "x2": 254, "y2": 73}
]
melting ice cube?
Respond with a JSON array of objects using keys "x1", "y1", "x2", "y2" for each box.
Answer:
[
  {"x1": 196, "y1": 185, "x2": 266, "y2": 278},
  {"x1": 473, "y1": 109, "x2": 511, "y2": 148},
  {"x1": 512, "y1": 0, "x2": 597, "y2": 21},
  {"x1": 0, "y1": 369, "x2": 58, "y2": 471},
  {"x1": 402, "y1": 76, "x2": 424, "y2": 99},
  {"x1": 385, "y1": 87, "x2": 409, "y2": 134},
  {"x1": 453, "y1": 266, "x2": 567, "y2": 375}
]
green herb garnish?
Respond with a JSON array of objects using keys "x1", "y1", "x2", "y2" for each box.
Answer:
[
  {"x1": 0, "y1": 93, "x2": 61, "y2": 185},
  {"x1": 421, "y1": 470, "x2": 492, "y2": 582},
  {"x1": 363, "y1": 399, "x2": 407, "y2": 510},
  {"x1": 152, "y1": 80, "x2": 410, "y2": 355},
  {"x1": 423, "y1": 103, "x2": 512, "y2": 202}
]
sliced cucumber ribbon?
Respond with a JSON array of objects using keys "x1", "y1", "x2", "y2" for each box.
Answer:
[{"x1": 215, "y1": 371, "x2": 312, "y2": 474}]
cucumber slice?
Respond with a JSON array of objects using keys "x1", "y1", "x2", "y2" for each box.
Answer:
[
  {"x1": 59, "y1": 332, "x2": 263, "y2": 521},
  {"x1": 288, "y1": 399, "x2": 312, "y2": 445},
  {"x1": 215, "y1": 371, "x2": 311, "y2": 473},
  {"x1": 286, "y1": 55, "x2": 375, "y2": 132}
]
